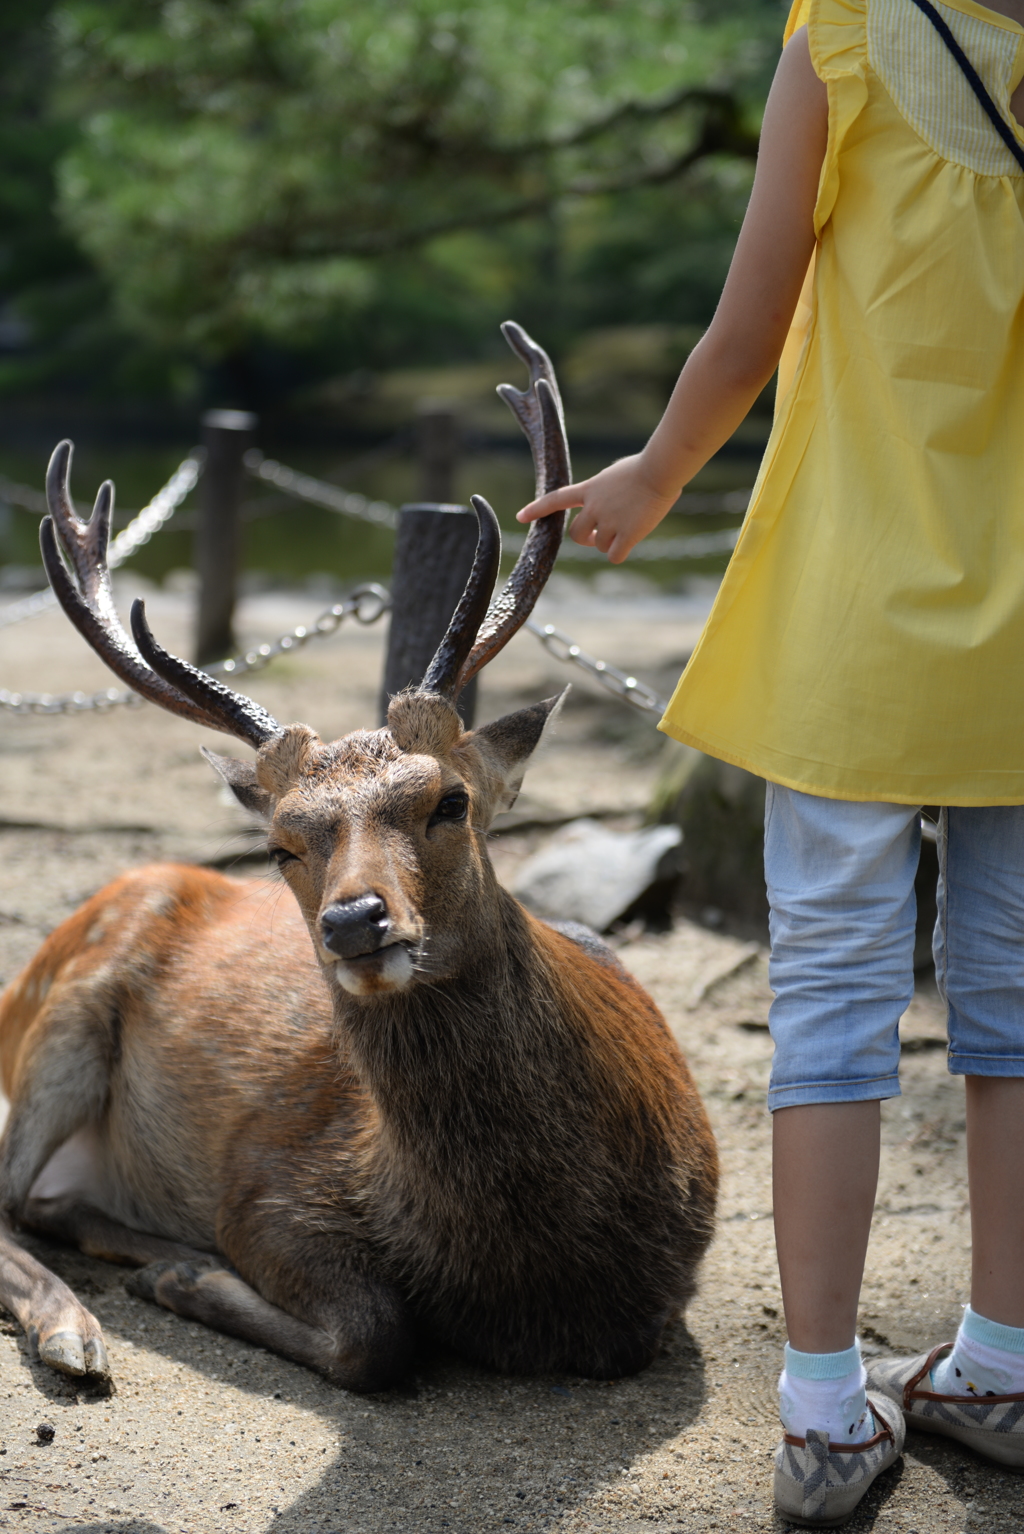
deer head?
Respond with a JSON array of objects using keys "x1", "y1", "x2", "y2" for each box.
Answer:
[{"x1": 40, "y1": 323, "x2": 571, "y2": 998}]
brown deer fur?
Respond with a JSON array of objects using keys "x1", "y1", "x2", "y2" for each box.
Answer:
[{"x1": 0, "y1": 691, "x2": 718, "y2": 1390}]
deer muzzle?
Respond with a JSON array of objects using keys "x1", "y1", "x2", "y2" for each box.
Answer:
[{"x1": 320, "y1": 895, "x2": 391, "y2": 960}]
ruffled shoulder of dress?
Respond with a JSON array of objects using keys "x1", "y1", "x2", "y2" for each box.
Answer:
[
  {"x1": 805, "y1": 0, "x2": 869, "y2": 234},
  {"x1": 806, "y1": 0, "x2": 867, "y2": 80}
]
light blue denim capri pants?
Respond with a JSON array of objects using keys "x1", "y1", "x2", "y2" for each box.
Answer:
[{"x1": 764, "y1": 785, "x2": 1024, "y2": 1111}]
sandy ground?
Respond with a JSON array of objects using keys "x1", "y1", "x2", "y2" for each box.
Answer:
[{"x1": 0, "y1": 585, "x2": 1017, "y2": 1533}]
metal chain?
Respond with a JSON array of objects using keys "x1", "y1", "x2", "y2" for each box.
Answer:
[
  {"x1": 0, "y1": 584, "x2": 392, "y2": 715},
  {"x1": 2, "y1": 590, "x2": 665, "y2": 721},
  {"x1": 0, "y1": 684, "x2": 146, "y2": 716},
  {"x1": 244, "y1": 451, "x2": 399, "y2": 530},
  {"x1": 211, "y1": 583, "x2": 391, "y2": 679},
  {"x1": 107, "y1": 455, "x2": 203, "y2": 567},
  {"x1": 243, "y1": 451, "x2": 746, "y2": 560},
  {"x1": 2, "y1": 449, "x2": 704, "y2": 722},
  {"x1": 0, "y1": 586, "x2": 58, "y2": 627},
  {"x1": 0, "y1": 454, "x2": 203, "y2": 632},
  {"x1": 0, "y1": 475, "x2": 48, "y2": 515},
  {"x1": 525, "y1": 618, "x2": 669, "y2": 715},
  {"x1": 2, "y1": 450, "x2": 745, "y2": 625}
]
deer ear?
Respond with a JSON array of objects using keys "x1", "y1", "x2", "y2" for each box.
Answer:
[
  {"x1": 469, "y1": 688, "x2": 569, "y2": 817},
  {"x1": 201, "y1": 747, "x2": 275, "y2": 822}
]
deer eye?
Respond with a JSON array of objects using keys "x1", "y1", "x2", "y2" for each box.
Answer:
[
  {"x1": 268, "y1": 845, "x2": 300, "y2": 868},
  {"x1": 429, "y1": 789, "x2": 468, "y2": 827}
]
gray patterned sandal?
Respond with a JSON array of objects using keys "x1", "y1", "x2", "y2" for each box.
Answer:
[
  {"x1": 773, "y1": 1392, "x2": 905, "y2": 1527},
  {"x1": 866, "y1": 1343, "x2": 1024, "y2": 1470}
]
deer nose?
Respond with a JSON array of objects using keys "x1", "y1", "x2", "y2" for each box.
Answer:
[{"x1": 320, "y1": 895, "x2": 390, "y2": 959}]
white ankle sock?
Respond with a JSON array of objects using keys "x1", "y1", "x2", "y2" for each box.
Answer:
[
  {"x1": 778, "y1": 1341, "x2": 871, "y2": 1444},
  {"x1": 931, "y1": 1307, "x2": 1024, "y2": 1397}
]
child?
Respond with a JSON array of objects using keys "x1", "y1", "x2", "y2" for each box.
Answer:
[{"x1": 518, "y1": 0, "x2": 1024, "y2": 1523}]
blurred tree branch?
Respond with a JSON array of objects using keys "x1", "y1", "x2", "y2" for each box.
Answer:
[
  {"x1": 49, "y1": 0, "x2": 775, "y2": 357},
  {"x1": 315, "y1": 92, "x2": 760, "y2": 257}
]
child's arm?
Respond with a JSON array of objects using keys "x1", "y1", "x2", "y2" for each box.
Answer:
[{"x1": 517, "y1": 28, "x2": 829, "y2": 564}]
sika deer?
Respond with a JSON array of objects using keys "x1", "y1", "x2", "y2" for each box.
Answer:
[{"x1": 0, "y1": 324, "x2": 717, "y2": 1394}]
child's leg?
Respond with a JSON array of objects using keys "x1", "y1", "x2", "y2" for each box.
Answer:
[
  {"x1": 868, "y1": 808, "x2": 1024, "y2": 1454},
  {"x1": 923, "y1": 1078, "x2": 1024, "y2": 1400},
  {"x1": 764, "y1": 787, "x2": 919, "y2": 1439},
  {"x1": 773, "y1": 1100, "x2": 880, "y2": 1352},
  {"x1": 940, "y1": 804, "x2": 1024, "y2": 1336},
  {"x1": 966, "y1": 1076, "x2": 1024, "y2": 1329},
  {"x1": 773, "y1": 1101, "x2": 880, "y2": 1449},
  {"x1": 765, "y1": 788, "x2": 916, "y2": 1521},
  {"x1": 924, "y1": 807, "x2": 1024, "y2": 1395}
]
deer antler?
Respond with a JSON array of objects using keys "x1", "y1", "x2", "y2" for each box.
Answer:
[
  {"x1": 418, "y1": 321, "x2": 571, "y2": 701},
  {"x1": 419, "y1": 494, "x2": 501, "y2": 698},
  {"x1": 454, "y1": 322, "x2": 570, "y2": 691},
  {"x1": 43, "y1": 322, "x2": 569, "y2": 733},
  {"x1": 40, "y1": 440, "x2": 281, "y2": 748}
]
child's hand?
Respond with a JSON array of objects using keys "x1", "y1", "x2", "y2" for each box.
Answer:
[{"x1": 516, "y1": 454, "x2": 679, "y2": 565}]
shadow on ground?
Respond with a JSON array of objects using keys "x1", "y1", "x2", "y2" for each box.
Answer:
[{"x1": 4, "y1": 1229, "x2": 707, "y2": 1534}]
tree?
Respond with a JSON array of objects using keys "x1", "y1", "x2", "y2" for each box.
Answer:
[
  {"x1": 53, "y1": 0, "x2": 778, "y2": 363},
  {"x1": 0, "y1": 1, "x2": 112, "y2": 396}
]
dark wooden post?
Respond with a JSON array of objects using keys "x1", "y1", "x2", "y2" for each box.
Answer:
[
  {"x1": 415, "y1": 401, "x2": 459, "y2": 504},
  {"x1": 381, "y1": 503, "x2": 480, "y2": 728},
  {"x1": 195, "y1": 408, "x2": 257, "y2": 665}
]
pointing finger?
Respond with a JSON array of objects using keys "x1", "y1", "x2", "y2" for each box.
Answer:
[{"x1": 516, "y1": 482, "x2": 589, "y2": 523}]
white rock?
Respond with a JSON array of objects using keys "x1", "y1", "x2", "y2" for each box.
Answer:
[{"x1": 510, "y1": 818, "x2": 682, "y2": 931}]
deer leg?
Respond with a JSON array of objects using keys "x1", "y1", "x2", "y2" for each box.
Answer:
[
  {"x1": 124, "y1": 1253, "x2": 414, "y2": 1392},
  {"x1": 0, "y1": 994, "x2": 116, "y2": 1384},
  {"x1": 19, "y1": 1192, "x2": 208, "y2": 1269},
  {"x1": 0, "y1": 1212, "x2": 111, "y2": 1383}
]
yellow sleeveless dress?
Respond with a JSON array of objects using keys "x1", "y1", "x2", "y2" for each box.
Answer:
[{"x1": 660, "y1": 0, "x2": 1024, "y2": 804}]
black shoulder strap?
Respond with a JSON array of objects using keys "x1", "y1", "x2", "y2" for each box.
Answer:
[{"x1": 906, "y1": 0, "x2": 1024, "y2": 172}]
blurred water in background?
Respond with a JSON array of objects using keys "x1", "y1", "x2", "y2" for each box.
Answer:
[{"x1": 0, "y1": 438, "x2": 756, "y2": 599}]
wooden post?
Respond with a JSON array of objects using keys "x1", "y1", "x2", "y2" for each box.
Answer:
[
  {"x1": 381, "y1": 503, "x2": 480, "y2": 728},
  {"x1": 415, "y1": 400, "x2": 459, "y2": 504},
  {"x1": 195, "y1": 408, "x2": 257, "y2": 665}
]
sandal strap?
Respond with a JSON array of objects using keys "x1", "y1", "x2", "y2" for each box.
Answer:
[
  {"x1": 902, "y1": 1342, "x2": 952, "y2": 1409},
  {"x1": 903, "y1": 1342, "x2": 1024, "y2": 1407},
  {"x1": 782, "y1": 1403, "x2": 894, "y2": 1452}
]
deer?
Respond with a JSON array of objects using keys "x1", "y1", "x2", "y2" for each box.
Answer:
[{"x1": 0, "y1": 323, "x2": 717, "y2": 1396}]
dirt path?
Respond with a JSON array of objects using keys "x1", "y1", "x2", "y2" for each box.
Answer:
[{"x1": 0, "y1": 588, "x2": 1013, "y2": 1533}]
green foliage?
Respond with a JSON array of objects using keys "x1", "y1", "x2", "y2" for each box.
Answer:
[
  {"x1": 52, "y1": 0, "x2": 780, "y2": 361},
  {"x1": 0, "y1": 1, "x2": 103, "y2": 393},
  {"x1": 0, "y1": 0, "x2": 784, "y2": 406},
  {"x1": 0, "y1": 3, "x2": 78, "y2": 297}
]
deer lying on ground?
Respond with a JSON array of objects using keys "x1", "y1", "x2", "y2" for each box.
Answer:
[{"x1": 0, "y1": 324, "x2": 717, "y2": 1394}]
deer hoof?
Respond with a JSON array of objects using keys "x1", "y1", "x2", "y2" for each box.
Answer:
[
  {"x1": 84, "y1": 1336, "x2": 111, "y2": 1378},
  {"x1": 126, "y1": 1255, "x2": 222, "y2": 1305},
  {"x1": 36, "y1": 1328, "x2": 85, "y2": 1374},
  {"x1": 37, "y1": 1327, "x2": 112, "y2": 1386},
  {"x1": 124, "y1": 1260, "x2": 174, "y2": 1302}
]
